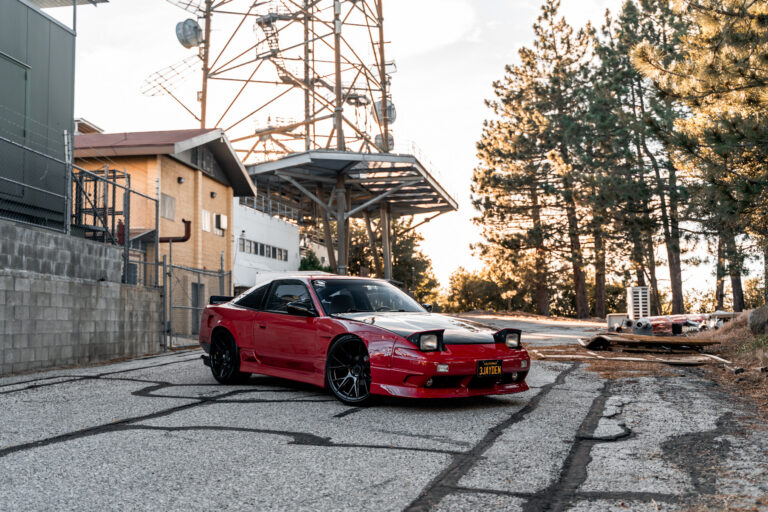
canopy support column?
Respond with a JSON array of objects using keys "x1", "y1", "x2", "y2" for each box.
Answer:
[
  {"x1": 335, "y1": 174, "x2": 347, "y2": 275},
  {"x1": 381, "y1": 203, "x2": 392, "y2": 280}
]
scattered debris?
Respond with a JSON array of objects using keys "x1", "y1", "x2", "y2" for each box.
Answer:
[{"x1": 579, "y1": 332, "x2": 720, "y2": 351}]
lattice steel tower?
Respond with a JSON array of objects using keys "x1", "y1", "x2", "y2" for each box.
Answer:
[{"x1": 146, "y1": 0, "x2": 396, "y2": 164}]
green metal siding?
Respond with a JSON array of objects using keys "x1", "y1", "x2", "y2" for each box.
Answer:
[{"x1": 0, "y1": 0, "x2": 75, "y2": 226}]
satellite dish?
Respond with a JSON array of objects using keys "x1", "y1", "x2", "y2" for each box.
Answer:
[
  {"x1": 372, "y1": 100, "x2": 396, "y2": 124},
  {"x1": 176, "y1": 19, "x2": 204, "y2": 48},
  {"x1": 375, "y1": 133, "x2": 394, "y2": 152}
]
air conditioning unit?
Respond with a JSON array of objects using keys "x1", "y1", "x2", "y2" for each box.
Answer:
[
  {"x1": 627, "y1": 286, "x2": 650, "y2": 320},
  {"x1": 215, "y1": 213, "x2": 228, "y2": 230}
]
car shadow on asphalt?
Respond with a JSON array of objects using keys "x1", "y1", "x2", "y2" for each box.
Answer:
[{"x1": 243, "y1": 374, "x2": 529, "y2": 411}]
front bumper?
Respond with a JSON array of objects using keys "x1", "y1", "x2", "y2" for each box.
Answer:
[{"x1": 370, "y1": 344, "x2": 531, "y2": 399}]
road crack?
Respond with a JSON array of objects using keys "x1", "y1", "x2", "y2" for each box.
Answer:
[{"x1": 403, "y1": 363, "x2": 580, "y2": 512}]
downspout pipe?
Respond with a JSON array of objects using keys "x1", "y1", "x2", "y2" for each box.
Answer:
[{"x1": 159, "y1": 219, "x2": 191, "y2": 243}]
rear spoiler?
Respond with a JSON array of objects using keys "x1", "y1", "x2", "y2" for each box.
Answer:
[{"x1": 209, "y1": 295, "x2": 234, "y2": 305}]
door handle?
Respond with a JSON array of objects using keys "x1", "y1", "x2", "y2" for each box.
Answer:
[{"x1": 258, "y1": 323, "x2": 267, "y2": 329}]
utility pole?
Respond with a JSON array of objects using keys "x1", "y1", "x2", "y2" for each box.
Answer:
[
  {"x1": 333, "y1": 0, "x2": 344, "y2": 150},
  {"x1": 376, "y1": 0, "x2": 389, "y2": 152},
  {"x1": 200, "y1": 0, "x2": 213, "y2": 128},
  {"x1": 303, "y1": 0, "x2": 311, "y2": 151}
]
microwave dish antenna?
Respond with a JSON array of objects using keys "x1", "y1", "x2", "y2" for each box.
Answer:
[{"x1": 176, "y1": 18, "x2": 204, "y2": 48}]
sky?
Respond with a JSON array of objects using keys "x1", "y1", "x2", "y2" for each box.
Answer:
[{"x1": 52, "y1": 0, "x2": 675, "y2": 290}]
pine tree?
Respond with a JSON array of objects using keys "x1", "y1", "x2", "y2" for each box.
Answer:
[
  {"x1": 473, "y1": 0, "x2": 595, "y2": 318},
  {"x1": 633, "y1": 0, "x2": 768, "y2": 306}
]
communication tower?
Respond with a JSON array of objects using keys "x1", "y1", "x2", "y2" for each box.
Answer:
[{"x1": 144, "y1": 0, "x2": 396, "y2": 164}]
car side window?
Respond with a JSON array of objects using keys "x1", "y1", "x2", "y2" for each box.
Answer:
[
  {"x1": 234, "y1": 284, "x2": 268, "y2": 310},
  {"x1": 265, "y1": 281, "x2": 313, "y2": 314}
]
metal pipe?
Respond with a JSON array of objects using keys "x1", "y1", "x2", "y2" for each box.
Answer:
[
  {"x1": 64, "y1": 130, "x2": 72, "y2": 234},
  {"x1": 159, "y1": 219, "x2": 191, "y2": 243},
  {"x1": 168, "y1": 241, "x2": 173, "y2": 348},
  {"x1": 154, "y1": 178, "x2": 160, "y2": 286},
  {"x1": 123, "y1": 187, "x2": 130, "y2": 283},
  {"x1": 162, "y1": 254, "x2": 167, "y2": 352},
  {"x1": 219, "y1": 252, "x2": 225, "y2": 294}
]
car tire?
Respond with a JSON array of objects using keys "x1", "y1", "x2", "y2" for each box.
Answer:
[
  {"x1": 325, "y1": 335, "x2": 373, "y2": 406},
  {"x1": 209, "y1": 331, "x2": 249, "y2": 385}
]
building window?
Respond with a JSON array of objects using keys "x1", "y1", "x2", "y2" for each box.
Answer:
[
  {"x1": 161, "y1": 194, "x2": 175, "y2": 220},
  {"x1": 237, "y1": 237, "x2": 289, "y2": 262},
  {"x1": 202, "y1": 209, "x2": 211, "y2": 232}
]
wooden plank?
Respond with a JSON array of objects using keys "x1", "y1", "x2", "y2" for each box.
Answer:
[{"x1": 587, "y1": 333, "x2": 719, "y2": 347}]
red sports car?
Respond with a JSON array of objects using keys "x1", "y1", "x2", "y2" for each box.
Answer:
[{"x1": 199, "y1": 274, "x2": 530, "y2": 405}]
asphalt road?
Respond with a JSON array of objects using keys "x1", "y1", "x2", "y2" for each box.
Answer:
[{"x1": 1, "y1": 316, "x2": 767, "y2": 511}]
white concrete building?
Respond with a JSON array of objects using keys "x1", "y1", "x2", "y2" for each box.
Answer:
[{"x1": 232, "y1": 196, "x2": 300, "y2": 292}]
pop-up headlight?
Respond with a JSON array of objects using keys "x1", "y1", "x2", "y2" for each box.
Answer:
[
  {"x1": 494, "y1": 328, "x2": 522, "y2": 349},
  {"x1": 420, "y1": 333, "x2": 438, "y2": 351},
  {"x1": 407, "y1": 330, "x2": 443, "y2": 352}
]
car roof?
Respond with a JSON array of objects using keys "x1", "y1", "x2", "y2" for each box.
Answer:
[{"x1": 234, "y1": 273, "x2": 390, "y2": 300}]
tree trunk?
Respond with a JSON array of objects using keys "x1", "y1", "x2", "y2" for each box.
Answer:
[
  {"x1": 317, "y1": 186, "x2": 337, "y2": 271},
  {"x1": 363, "y1": 211, "x2": 383, "y2": 277},
  {"x1": 531, "y1": 188, "x2": 550, "y2": 316},
  {"x1": 594, "y1": 225, "x2": 606, "y2": 318},
  {"x1": 646, "y1": 234, "x2": 662, "y2": 315},
  {"x1": 763, "y1": 243, "x2": 768, "y2": 306},
  {"x1": 636, "y1": 83, "x2": 684, "y2": 313},
  {"x1": 715, "y1": 236, "x2": 726, "y2": 310},
  {"x1": 725, "y1": 232, "x2": 745, "y2": 312},
  {"x1": 565, "y1": 201, "x2": 589, "y2": 319},
  {"x1": 630, "y1": 221, "x2": 647, "y2": 287}
]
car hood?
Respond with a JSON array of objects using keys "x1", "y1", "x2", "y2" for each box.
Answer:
[{"x1": 333, "y1": 312, "x2": 501, "y2": 344}]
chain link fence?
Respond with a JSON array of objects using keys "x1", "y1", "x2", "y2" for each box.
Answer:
[
  {"x1": 167, "y1": 262, "x2": 231, "y2": 348},
  {"x1": 0, "y1": 134, "x2": 69, "y2": 232}
]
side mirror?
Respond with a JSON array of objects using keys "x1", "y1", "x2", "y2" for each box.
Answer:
[
  {"x1": 286, "y1": 301, "x2": 316, "y2": 317},
  {"x1": 422, "y1": 303, "x2": 433, "y2": 313}
]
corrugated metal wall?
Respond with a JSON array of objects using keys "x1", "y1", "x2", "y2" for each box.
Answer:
[{"x1": 0, "y1": 0, "x2": 75, "y2": 228}]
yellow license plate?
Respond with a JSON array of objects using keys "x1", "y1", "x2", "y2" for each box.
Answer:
[{"x1": 477, "y1": 360, "x2": 502, "y2": 377}]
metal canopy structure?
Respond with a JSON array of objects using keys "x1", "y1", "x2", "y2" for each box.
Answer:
[{"x1": 247, "y1": 150, "x2": 457, "y2": 277}]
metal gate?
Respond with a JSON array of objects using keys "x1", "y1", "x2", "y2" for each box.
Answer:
[{"x1": 164, "y1": 255, "x2": 231, "y2": 349}]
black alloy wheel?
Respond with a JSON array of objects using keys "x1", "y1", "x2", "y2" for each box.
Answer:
[
  {"x1": 210, "y1": 332, "x2": 248, "y2": 384},
  {"x1": 326, "y1": 335, "x2": 373, "y2": 405}
]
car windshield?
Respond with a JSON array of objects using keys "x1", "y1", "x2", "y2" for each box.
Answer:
[{"x1": 311, "y1": 279, "x2": 424, "y2": 315}]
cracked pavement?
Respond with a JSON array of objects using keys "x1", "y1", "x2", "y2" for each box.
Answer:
[{"x1": 1, "y1": 316, "x2": 767, "y2": 511}]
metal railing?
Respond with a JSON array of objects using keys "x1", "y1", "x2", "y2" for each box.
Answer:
[
  {"x1": 0, "y1": 132, "x2": 161, "y2": 285},
  {"x1": 240, "y1": 194, "x2": 299, "y2": 221},
  {"x1": 71, "y1": 164, "x2": 160, "y2": 286}
]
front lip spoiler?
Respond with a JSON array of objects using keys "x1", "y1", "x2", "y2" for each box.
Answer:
[{"x1": 202, "y1": 355, "x2": 211, "y2": 367}]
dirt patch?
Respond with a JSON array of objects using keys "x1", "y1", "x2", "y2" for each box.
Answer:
[
  {"x1": 583, "y1": 359, "x2": 679, "y2": 379},
  {"x1": 694, "y1": 313, "x2": 768, "y2": 418},
  {"x1": 529, "y1": 344, "x2": 680, "y2": 379}
]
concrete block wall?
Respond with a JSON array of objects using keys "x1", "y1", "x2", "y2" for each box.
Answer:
[
  {"x1": 0, "y1": 219, "x2": 123, "y2": 282},
  {"x1": 0, "y1": 270, "x2": 163, "y2": 375},
  {"x1": 0, "y1": 219, "x2": 163, "y2": 375}
]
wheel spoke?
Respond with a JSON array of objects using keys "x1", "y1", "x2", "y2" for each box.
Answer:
[{"x1": 328, "y1": 339, "x2": 371, "y2": 402}]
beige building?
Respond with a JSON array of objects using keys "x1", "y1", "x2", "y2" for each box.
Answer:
[
  {"x1": 74, "y1": 129, "x2": 255, "y2": 338},
  {"x1": 74, "y1": 128, "x2": 255, "y2": 273}
]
